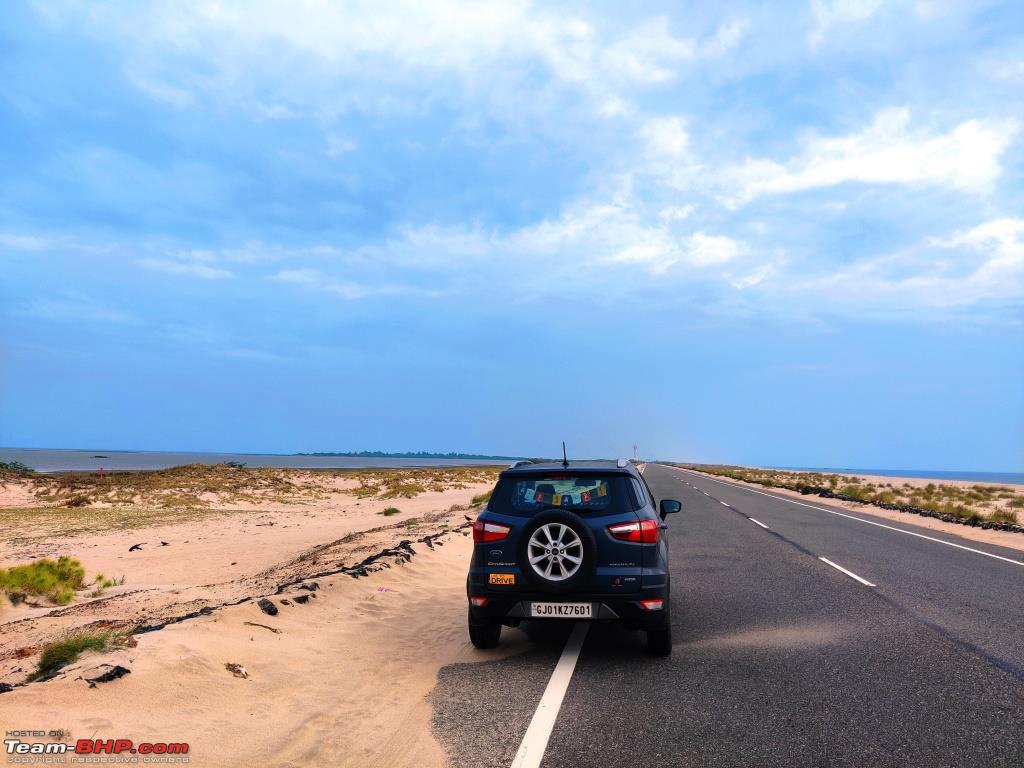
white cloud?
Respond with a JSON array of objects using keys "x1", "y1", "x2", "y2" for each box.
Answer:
[
  {"x1": 39, "y1": 2, "x2": 748, "y2": 120},
  {"x1": 271, "y1": 267, "x2": 437, "y2": 300},
  {"x1": 716, "y1": 109, "x2": 1019, "y2": 207},
  {"x1": 685, "y1": 233, "x2": 744, "y2": 267},
  {"x1": 659, "y1": 204, "x2": 696, "y2": 221},
  {"x1": 641, "y1": 116, "x2": 691, "y2": 157},
  {"x1": 18, "y1": 296, "x2": 134, "y2": 324},
  {"x1": 932, "y1": 217, "x2": 1024, "y2": 251},
  {"x1": 610, "y1": 231, "x2": 745, "y2": 274},
  {"x1": 0, "y1": 232, "x2": 48, "y2": 251},
  {"x1": 138, "y1": 257, "x2": 233, "y2": 279},
  {"x1": 701, "y1": 19, "x2": 750, "y2": 57},
  {"x1": 598, "y1": 97, "x2": 632, "y2": 118},
  {"x1": 777, "y1": 218, "x2": 1024, "y2": 311},
  {"x1": 598, "y1": 17, "x2": 696, "y2": 84},
  {"x1": 809, "y1": 0, "x2": 886, "y2": 47},
  {"x1": 984, "y1": 58, "x2": 1024, "y2": 84},
  {"x1": 326, "y1": 135, "x2": 356, "y2": 157},
  {"x1": 729, "y1": 261, "x2": 781, "y2": 289}
]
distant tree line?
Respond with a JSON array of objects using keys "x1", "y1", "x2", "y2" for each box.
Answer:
[{"x1": 296, "y1": 450, "x2": 529, "y2": 461}]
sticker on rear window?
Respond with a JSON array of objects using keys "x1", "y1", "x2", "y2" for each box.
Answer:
[{"x1": 513, "y1": 476, "x2": 613, "y2": 512}]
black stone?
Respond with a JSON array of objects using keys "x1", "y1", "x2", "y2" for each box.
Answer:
[
  {"x1": 86, "y1": 665, "x2": 131, "y2": 688},
  {"x1": 257, "y1": 598, "x2": 278, "y2": 616}
]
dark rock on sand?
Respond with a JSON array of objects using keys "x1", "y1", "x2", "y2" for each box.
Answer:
[
  {"x1": 86, "y1": 665, "x2": 131, "y2": 688},
  {"x1": 257, "y1": 598, "x2": 278, "y2": 616}
]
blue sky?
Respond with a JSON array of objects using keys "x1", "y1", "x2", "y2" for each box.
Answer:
[{"x1": 1, "y1": 0, "x2": 1022, "y2": 470}]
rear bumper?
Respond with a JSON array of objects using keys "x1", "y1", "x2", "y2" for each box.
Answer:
[{"x1": 467, "y1": 588, "x2": 670, "y2": 631}]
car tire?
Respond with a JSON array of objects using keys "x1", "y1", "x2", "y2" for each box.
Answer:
[
  {"x1": 468, "y1": 609, "x2": 501, "y2": 649},
  {"x1": 646, "y1": 601, "x2": 672, "y2": 655},
  {"x1": 518, "y1": 509, "x2": 597, "y2": 593}
]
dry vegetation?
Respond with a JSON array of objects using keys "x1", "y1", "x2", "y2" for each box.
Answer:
[
  {"x1": 6, "y1": 463, "x2": 502, "y2": 510},
  {"x1": 25, "y1": 464, "x2": 327, "y2": 509},
  {"x1": 33, "y1": 631, "x2": 134, "y2": 680},
  {"x1": 0, "y1": 463, "x2": 502, "y2": 546},
  {"x1": 347, "y1": 466, "x2": 500, "y2": 499},
  {"x1": 0, "y1": 556, "x2": 118, "y2": 606},
  {"x1": 679, "y1": 464, "x2": 1022, "y2": 529}
]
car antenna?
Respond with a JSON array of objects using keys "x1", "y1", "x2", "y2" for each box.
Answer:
[{"x1": 562, "y1": 441, "x2": 569, "y2": 468}]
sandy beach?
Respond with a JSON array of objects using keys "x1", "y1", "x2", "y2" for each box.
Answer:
[{"x1": 0, "y1": 465, "x2": 511, "y2": 766}]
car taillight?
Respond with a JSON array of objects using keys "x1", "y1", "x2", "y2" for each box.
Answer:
[
  {"x1": 607, "y1": 519, "x2": 659, "y2": 544},
  {"x1": 639, "y1": 598, "x2": 664, "y2": 611},
  {"x1": 472, "y1": 520, "x2": 511, "y2": 543},
  {"x1": 469, "y1": 596, "x2": 488, "y2": 607}
]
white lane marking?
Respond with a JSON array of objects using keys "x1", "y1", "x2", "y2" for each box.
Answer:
[
  {"x1": 819, "y1": 557, "x2": 876, "y2": 587},
  {"x1": 511, "y1": 622, "x2": 590, "y2": 768},
  {"x1": 671, "y1": 468, "x2": 1024, "y2": 569},
  {"x1": 720, "y1": 501, "x2": 730, "y2": 507},
  {"x1": 749, "y1": 517, "x2": 769, "y2": 529},
  {"x1": 703, "y1": 491, "x2": 710, "y2": 496}
]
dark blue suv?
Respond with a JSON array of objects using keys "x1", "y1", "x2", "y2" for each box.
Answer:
[{"x1": 466, "y1": 459, "x2": 681, "y2": 654}]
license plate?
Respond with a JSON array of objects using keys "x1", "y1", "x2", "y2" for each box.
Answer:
[
  {"x1": 530, "y1": 602, "x2": 593, "y2": 619},
  {"x1": 488, "y1": 573, "x2": 515, "y2": 585}
]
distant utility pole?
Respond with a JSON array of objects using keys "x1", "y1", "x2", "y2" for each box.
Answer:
[{"x1": 633, "y1": 444, "x2": 638, "y2": 461}]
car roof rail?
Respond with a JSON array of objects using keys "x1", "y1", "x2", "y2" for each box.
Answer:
[
  {"x1": 509, "y1": 460, "x2": 534, "y2": 469},
  {"x1": 616, "y1": 458, "x2": 630, "y2": 468}
]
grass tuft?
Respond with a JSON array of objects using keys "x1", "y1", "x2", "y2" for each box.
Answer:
[
  {"x1": 378, "y1": 507, "x2": 401, "y2": 516},
  {"x1": 470, "y1": 489, "x2": 493, "y2": 506},
  {"x1": 0, "y1": 556, "x2": 86, "y2": 605},
  {"x1": 989, "y1": 509, "x2": 1018, "y2": 524},
  {"x1": 34, "y1": 632, "x2": 115, "y2": 679}
]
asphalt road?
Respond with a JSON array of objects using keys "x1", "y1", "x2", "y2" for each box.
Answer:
[{"x1": 432, "y1": 463, "x2": 1024, "y2": 767}]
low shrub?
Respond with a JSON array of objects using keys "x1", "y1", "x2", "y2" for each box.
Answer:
[
  {"x1": 0, "y1": 460, "x2": 34, "y2": 474},
  {"x1": 0, "y1": 556, "x2": 86, "y2": 605},
  {"x1": 679, "y1": 464, "x2": 1023, "y2": 529},
  {"x1": 34, "y1": 632, "x2": 112, "y2": 679},
  {"x1": 837, "y1": 484, "x2": 873, "y2": 502},
  {"x1": 989, "y1": 509, "x2": 1018, "y2": 524}
]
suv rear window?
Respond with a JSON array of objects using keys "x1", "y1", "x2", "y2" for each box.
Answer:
[{"x1": 488, "y1": 474, "x2": 630, "y2": 516}]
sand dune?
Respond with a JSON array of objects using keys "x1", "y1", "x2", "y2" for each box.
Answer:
[
  {"x1": 0, "y1": 467, "x2": 512, "y2": 766},
  {"x1": 1, "y1": 533, "x2": 510, "y2": 767}
]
